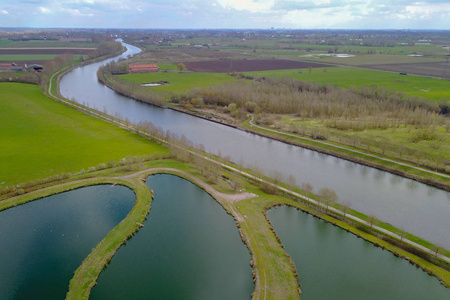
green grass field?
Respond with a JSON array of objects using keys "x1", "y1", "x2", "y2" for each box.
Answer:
[
  {"x1": 118, "y1": 71, "x2": 236, "y2": 93},
  {"x1": 244, "y1": 66, "x2": 450, "y2": 101},
  {"x1": 0, "y1": 54, "x2": 57, "y2": 61},
  {"x1": 0, "y1": 38, "x2": 96, "y2": 48},
  {"x1": 0, "y1": 82, "x2": 168, "y2": 186}
]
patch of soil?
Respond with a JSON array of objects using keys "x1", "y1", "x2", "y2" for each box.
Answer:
[
  {"x1": 362, "y1": 62, "x2": 450, "y2": 79},
  {"x1": 182, "y1": 59, "x2": 331, "y2": 73}
]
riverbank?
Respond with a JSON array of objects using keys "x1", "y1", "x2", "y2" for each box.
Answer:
[{"x1": 97, "y1": 67, "x2": 450, "y2": 192}]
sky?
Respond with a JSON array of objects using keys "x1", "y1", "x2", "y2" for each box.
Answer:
[{"x1": 0, "y1": 0, "x2": 449, "y2": 30}]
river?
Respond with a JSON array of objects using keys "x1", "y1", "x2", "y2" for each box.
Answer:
[{"x1": 59, "y1": 42, "x2": 450, "y2": 250}]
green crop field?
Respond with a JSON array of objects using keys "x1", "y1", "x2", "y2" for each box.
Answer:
[
  {"x1": 0, "y1": 54, "x2": 57, "y2": 61},
  {"x1": 0, "y1": 83, "x2": 168, "y2": 186},
  {"x1": 119, "y1": 71, "x2": 236, "y2": 93},
  {"x1": 0, "y1": 38, "x2": 96, "y2": 48},
  {"x1": 244, "y1": 66, "x2": 450, "y2": 101}
]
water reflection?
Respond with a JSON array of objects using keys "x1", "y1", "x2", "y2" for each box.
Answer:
[
  {"x1": 0, "y1": 185, "x2": 135, "y2": 300},
  {"x1": 268, "y1": 206, "x2": 450, "y2": 299}
]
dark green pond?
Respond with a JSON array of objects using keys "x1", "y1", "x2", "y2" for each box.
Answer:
[
  {"x1": 0, "y1": 185, "x2": 135, "y2": 300},
  {"x1": 90, "y1": 174, "x2": 253, "y2": 299},
  {"x1": 267, "y1": 206, "x2": 450, "y2": 299}
]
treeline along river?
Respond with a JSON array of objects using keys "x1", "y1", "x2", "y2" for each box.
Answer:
[{"x1": 59, "y1": 42, "x2": 450, "y2": 250}]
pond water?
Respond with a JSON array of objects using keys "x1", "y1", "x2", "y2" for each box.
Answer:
[
  {"x1": 267, "y1": 206, "x2": 450, "y2": 299},
  {"x1": 0, "y1": 185, "x2": 135, "y2": 300},
  {"x1": 90, "y1": 174, "x2": 253, "y2": 299}
]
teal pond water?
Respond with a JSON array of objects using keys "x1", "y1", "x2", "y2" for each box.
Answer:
[
  {"x1": 90, "y1": 174, "x2": 253, "y2": 299},
  {"x1": 267, "y1": 206, "x2": 450, "y2": 299},
  {"x1": 0, "y1": 185, "x2": 135, "y2": 300}
]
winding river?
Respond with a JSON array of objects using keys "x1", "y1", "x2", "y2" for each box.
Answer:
[{"x1": 60, "y1": 42, "x2": 450, "y2": 250}]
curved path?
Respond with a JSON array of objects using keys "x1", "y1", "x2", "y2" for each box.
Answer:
[{"x1": 249, "y1": 114, "x2": 450, "y2": 179}]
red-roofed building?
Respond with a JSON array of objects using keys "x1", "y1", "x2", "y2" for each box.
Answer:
[{"x1": 129, "y1": 64, "x2": 159, "y2": 73}]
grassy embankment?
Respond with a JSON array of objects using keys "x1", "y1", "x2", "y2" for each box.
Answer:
[
  {"x1": 240, "y1": 118, "x2": 450, "y2": 189},
  {"x1": 0, "y1": 82, "x2": 168, "y2": 187}
]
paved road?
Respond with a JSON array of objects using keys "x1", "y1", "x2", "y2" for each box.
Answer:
[{"x1": 249, "y1": 114, "x2": 450, "y2": 179}]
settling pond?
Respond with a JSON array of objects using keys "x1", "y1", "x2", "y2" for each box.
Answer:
[
  {"x1": 0, "y1": 185, "x2": 135, "y2": 300},
  {"x1": 90, "y1": 174, "x2": 253, "y2": 300},
  {"x1": 59, "y1": 42, "x2": 450, "y2": 250},
  {"x1": 267, "y1": 206, "x2": 450, "y2": 299}
]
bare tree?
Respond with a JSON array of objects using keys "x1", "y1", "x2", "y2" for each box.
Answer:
[{"x1": 318, "y1": 187, "x2": 338, "y2": 213}]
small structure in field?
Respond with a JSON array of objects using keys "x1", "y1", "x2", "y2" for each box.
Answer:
[
  {"x1": 0, "y1": 63, "x2": 23, "y2": 72},
  {"x1": 27, "y1": 64, "x2": 43, "y2": 72},
  {"x1": 129, "y1": 64, "x2": 159, "y2": 73}
]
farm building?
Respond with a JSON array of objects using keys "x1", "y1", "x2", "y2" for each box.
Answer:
[
  {"x1": 26, "y1": 64, "x2": 43, "y2": 72},
  {"x1": 0, "y1": 63, "x2": 23, "y2": 72},
  {"x1": 129, "y1": 64, "x2": 159, "y2": 73}
]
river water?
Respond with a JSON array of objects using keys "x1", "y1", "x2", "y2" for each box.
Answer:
[
  {"x1": 90, "y1": 174, "x2": 253, "y2": 299},
  {"x1": 268, "y1": 206, "x2": 450, "y2": 299},
  {"x1": 59, "y1": 43, "x2": 450, "y2": 250},
  {"x1": 0, "y1": 185, "x2": 135, "y2": 300}
]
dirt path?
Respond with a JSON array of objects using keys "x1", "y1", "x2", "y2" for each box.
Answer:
[{"x1": 123, "y1": 167, "x2": 257, "y2": 204}]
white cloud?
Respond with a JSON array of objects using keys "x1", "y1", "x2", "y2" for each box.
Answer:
[
  {"x1": 38, "y1": 6, "x2": 52, "y2": 14},
  {"x1": 1, "y1": 9, "x2": 9, "y2": 15},
  {"x1": 396, "y1": 2, "x2": 450, "y2": 20},
  {"x1": 282, "y1": 7, "x2": 358, "y2": 28},
  {"x1": 217, "y1": 0, "x2": 275, "y2": 13},
  {"x1": 62, "y1": 8, "x2": 94, "y2": 17}
]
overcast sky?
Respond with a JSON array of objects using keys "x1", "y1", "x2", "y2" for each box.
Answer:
[{"x1": 1, "y1": 0, "x2": 449, "y2": 29}]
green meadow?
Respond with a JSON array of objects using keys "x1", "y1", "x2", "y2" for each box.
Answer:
[
  {"x1": 0, "y1": 38, "x2": 95, "y2": 48},
  {"x1": 244, "y1": 66, "x2": 450, "y2": 101},
  {"x1": 0, "y1": 54, "x2": 57, "y2": 61},
  {"x1": 0, "y1": 82, "x2": 168, "y2": 186},
  {"x1": 118, "y1": 71, "x2": 236, "y2": 94}
]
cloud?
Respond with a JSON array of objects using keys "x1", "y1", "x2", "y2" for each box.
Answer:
[
  {"x1": 395, "y1": 2, "x2": 450, "y2": 20},
  {"x1": 38, "y1": 6, "x2": 52, "y2": 14},
  {"x1": 62, "y1": 8, "x2": 94, "y2": 17},
  {"x1": 0, "y1": 0, "x2": 449, "y2": 29},
  {"x1": 217, "y1": 0, "x2": 275, "y2": 13}
]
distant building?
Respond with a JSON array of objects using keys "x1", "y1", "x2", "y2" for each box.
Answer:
[
  {"x1": 0, "y1": 63, "x2": 23, "y2": 72},
  {"x1": 129, "y1": 64, "x2": 159, "y2": 73},
  {"x1": 27, "y1": 64, "x2": 43, "y2": 72}
]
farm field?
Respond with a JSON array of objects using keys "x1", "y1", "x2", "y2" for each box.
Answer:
[
  {"x1": 118, "y1": 71, "x2": 236, "y2": 93},
  {"x1": 182, "y1": 59, "x2": 330, "y2": 72},
  {"x1": 0, "y1": 38, "x2": 96, "y2": 48},
  {"x1": 243, "y1": 66, "x2": 450, "y2": 101},
  {"x1": 0, "y1": 48, "x2": 95, "y2": 55},
  {"x1": 0, "y1": 82, "x2": 168, "y2": 186},
  {"x1": 0, "y1": 54, "x2": 56, "y2": 61}
]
